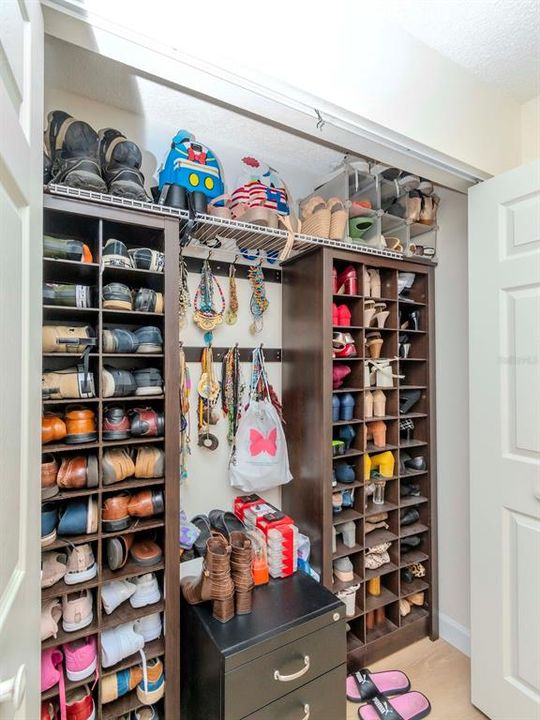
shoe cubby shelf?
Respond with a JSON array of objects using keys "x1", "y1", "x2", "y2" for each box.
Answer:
[
  {"x1": 42, "y1": 194, "x2": 180, "y2": 718},
  {"x1": 282, "y1": 247, "x2": 437, "y2": 668},
  {"x1": 46, "y1": 184, "x2": 437, "y2": 265}
]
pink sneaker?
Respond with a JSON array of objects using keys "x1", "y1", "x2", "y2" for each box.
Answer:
[
  {"x1": 64, "y1": 636, "x2": 97, "y2": 682},
  {"x1": 41, "y1": 647, "x2": 63, "y2": 693}
]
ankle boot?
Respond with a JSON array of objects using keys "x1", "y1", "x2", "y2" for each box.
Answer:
[
  {"x1": 181, "y1": 535, "x2": 235, "y2": 623},
  {"x1": 230, "y1": 531, "x2": 254, "y2": 615}
]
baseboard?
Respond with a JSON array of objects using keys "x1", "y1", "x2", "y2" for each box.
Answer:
[{"x1": 438, "y1": 612, "x2": 471, "y2": 656}]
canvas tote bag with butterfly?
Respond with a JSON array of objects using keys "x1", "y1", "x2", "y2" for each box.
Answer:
[{"x1": 229, "y1": 349, "x2": 292, "y2": 492}]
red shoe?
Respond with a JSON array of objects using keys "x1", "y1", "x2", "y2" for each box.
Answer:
[
  {"x1": 333, "y1": 365, "x2": 351, "y2": 389},
  {"x1": 337, "y1": 305, "x2": 351, "y2": 327},
  {"x1": 332, "y1": 303, "x2": 339, "y2": 325},
  {"x1": 332, "y1": 267, "x2": 338, "y2": 294},
  {"x1": 335, "y1": 343, "x2": 357, "y2": 358},
  {"x1": 336, "y1": 265, "x2": 358, "y2": 295},
  {"x1": 66, "y1": 686, "x2": 95, "y2": 720}
]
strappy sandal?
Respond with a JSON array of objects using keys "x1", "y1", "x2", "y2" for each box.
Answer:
[
  {"x1": 346, "y1": 668, "x2": 411, "y2": 703},
  {"x1": 327, "y1": 197, "x2": 348, "y2": 240},
  {"x1": 300, "y1": 196, "x2": 331, "y2": 238}
]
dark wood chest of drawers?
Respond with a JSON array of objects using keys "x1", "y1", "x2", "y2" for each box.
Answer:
[{"x1": 181, "y1": 571, "x2": 347, "y2": 719}]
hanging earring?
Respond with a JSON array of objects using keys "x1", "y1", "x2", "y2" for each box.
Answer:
[
  {"x1": 224, "y1": 260, "x2": 239, "y2": 326},
  {"x1": 248, "y1": 260, "x2": 269, "y2": 334}
]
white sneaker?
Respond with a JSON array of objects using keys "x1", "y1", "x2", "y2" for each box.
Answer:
[
  {"x1": 101, "y1": 621, "x2": 145, "y2": 668},
  {"x1": 129, "y1": 573, "x2": 161, "y2": 609},
  {"x1": 64, "y1": 544, "x2": 97, "y2": 585},
  {"x1": 134, "y1": 612, "x2": 162, "y2": 642},
  {"x1": 101, "y1": 579, "x2": 137, "y2": 615}
]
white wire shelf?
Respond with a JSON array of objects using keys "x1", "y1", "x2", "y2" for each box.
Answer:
[{"x1": 45, "y1": 185, "x2": 436, "y2": 265}]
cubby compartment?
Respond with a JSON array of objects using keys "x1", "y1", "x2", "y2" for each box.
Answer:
[
  {"x1": 44, "y1": 209, "x2": 101, "y2": 262},
  {"x1": 399, "y1": 272, "x2": 428, "y2": 304}
]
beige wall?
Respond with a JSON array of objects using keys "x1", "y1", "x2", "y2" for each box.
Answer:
[{"x1": 521, "y1": 95, "x2": 540, "y2": 163}]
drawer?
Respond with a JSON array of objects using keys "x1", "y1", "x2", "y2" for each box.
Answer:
[
  {"x1": 225, "y1": 620, "x2": 345, "y2": 719},
  {"x1": 242, "y1": 665, "x2": 347, "y2": 720}
]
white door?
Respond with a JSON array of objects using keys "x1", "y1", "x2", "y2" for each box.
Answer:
[
  {"x1": 470, "y1": 160, "x2": 540, "y2": 720},
  {"x1": 0, "y1": 1, "x2": 43, "y2": 718}
]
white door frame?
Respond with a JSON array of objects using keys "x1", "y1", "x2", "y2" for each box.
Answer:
[{"x1": 41, "y1": 0, "x2": 487, "y2": 194}]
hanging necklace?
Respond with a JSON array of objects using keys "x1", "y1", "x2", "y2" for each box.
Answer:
[
  {"x1": 178, "y1": 252, "x2": 191, "y2": 334},
  {"x1": 179, "y1": 344, "x2": 191, "y2": 482},
  {"x1": 248, "y1": 261, "x2": 269, "y2": 334},
  {"x1": 224, "y1": 261, "x2": 239, "y2": 325},
  {"x1": 193, "y1": 258, "x2": 225, "y2": 343},
  {"x1": 222, "y1": 344, "x2": 244, "y2": 448},
  {"x1": 197, "y1": 344, "x2": 220, "y2": 450}
]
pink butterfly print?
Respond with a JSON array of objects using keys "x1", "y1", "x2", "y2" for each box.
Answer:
[{"x1": 249, "y1": 428, "x2": 277, "y2": 457}]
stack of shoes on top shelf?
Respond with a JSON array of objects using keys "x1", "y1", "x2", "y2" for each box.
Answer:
[{"x1": 44, "y1": 110, "x2": 151, "y2": 202}]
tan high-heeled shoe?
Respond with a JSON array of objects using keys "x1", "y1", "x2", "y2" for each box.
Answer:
[
  {"x1": 371, "y1": 302, "x2": 390, "y2": 329},
  {"x1": 368, "y1": 269, "x2": 381, "y2": 298},
  {"x1": 372, "y1": 390, "x2": 387, "y2": 417},
  {"x1": 364, "y1": 390, "x2": 374, "y2": 418},
  {"x1": 366, "y1": 420, "x2": 387, "y2": 448},
  {"x1": 363, "y1": 299, "x2": 376, "y2": 327},
  {"x1": 362, "y1": 267, "x2": 371, "y2": 297},
  {"x1": 366, "y1": 332, "x2": 384, "y2": 359}
]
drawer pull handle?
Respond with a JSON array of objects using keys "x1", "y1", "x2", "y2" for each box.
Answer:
[
  {"x1": 302, "y1": 704, "x2": 310, "y2": 719},
  {"x1": 273, "y1": 655, "x2": 310, "y2": 682}
]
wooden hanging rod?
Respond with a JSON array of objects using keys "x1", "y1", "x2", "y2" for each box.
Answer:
[
  {"x1": 183, "y1": 256, "x2": 281, "y2": 283},
  {"x1": 181, "y1": 346, "x2": 282, "y2": 362}
]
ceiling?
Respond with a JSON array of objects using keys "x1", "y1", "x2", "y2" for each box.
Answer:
[{"x1": 383, "y1": 0, "x2": 540, "y2": 102}]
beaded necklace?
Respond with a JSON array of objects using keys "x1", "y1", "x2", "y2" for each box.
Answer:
[
  {"x1": 179, "y1": 344, "x2": 191, "y2": 482},
  {"x1": 222, "y1": 344, "x2": 244, "y2": 448},
  {"x1": 248, "y1": 261, "x2": 269, "y2": 334},
  {"x1": 224, "y1": 261, "x2": 238, "y2": 326},
  {"x1": 178, "y1": 252, "x2": 191, "y2": 333},
  {"x1": 193, "y1": 258, "x2": 225, "y2": 344},
  {"x1": 197, "y1": 345, "x2": 220, "y2": 450}
]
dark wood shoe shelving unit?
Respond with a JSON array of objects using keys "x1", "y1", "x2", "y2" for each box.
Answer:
[
  {"x1": 41, "y1": 195, "x2": 180, "y2": 719},
  {"x1": 281, "y1": 246, "x2": 438, "y2": 667}
]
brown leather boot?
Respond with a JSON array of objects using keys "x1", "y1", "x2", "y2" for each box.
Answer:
[
  {"x1": 181, "y1": 535, "x2": 235, "y2": 623},
  {"x1": 230, "y1": 531, "x2": 254, "y2": 615}
]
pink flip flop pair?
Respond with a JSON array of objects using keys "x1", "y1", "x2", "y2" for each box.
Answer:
[{"x1": 346, "y1": 668, "x2": 431, "y2": 720}]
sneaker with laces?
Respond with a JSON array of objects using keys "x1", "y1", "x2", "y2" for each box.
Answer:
[
  {"x1": 62, "y1": 589, "x2": 93, "y2": 632},
  {"x1": 65, "y1": 544, "x2": 97, "y2": 585},
  {"x1": 64, "y1": 636, "x2": 97, "y2": 681},
  {"x1": 137, "y1": 657, "x2": 165, "y2": 704},
  {"x1": 129, "y1": 573, "x2": 161, "y2": 609},
  {"x1": 101, "y1": 621, "x2": 145, "y2": 668},
  {"x1": 134, "y1": 612, "x2": 162, "y2": 642}
]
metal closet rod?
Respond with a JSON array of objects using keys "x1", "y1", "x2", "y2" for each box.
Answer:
[{"x1": 180, "y1": 344, "x2": 282, "y2": 362}]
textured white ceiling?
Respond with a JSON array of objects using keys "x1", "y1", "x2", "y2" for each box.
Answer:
[{"x1": 383, "y1": 0, "x2": 540, "y2": 102}]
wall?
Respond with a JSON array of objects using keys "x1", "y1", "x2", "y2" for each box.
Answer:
[
  {"x1": 434, "y1": 187, "x2": 471, "y2": 654},
  {"x1": 44, "y1": 0, "x2": 522, "y2": 176},
  {"x1": 521, "y1": 95, "x2": 540, "y2": 163}
]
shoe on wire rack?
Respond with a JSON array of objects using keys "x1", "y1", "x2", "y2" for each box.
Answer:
[
  {"x1": 98, "y1": 128, "x2": 151, "y2": 202},
  {"x1": 44, "y1": 110, "x2": 107, "y2": 192}
]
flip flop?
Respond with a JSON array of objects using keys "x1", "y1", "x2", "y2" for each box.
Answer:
[
  {"x1": 359, "y1": 691, "x2": 431, "y2": 720},
  {"x1": 346, "y1": 668, "x2": 411, "y2": 703}
]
